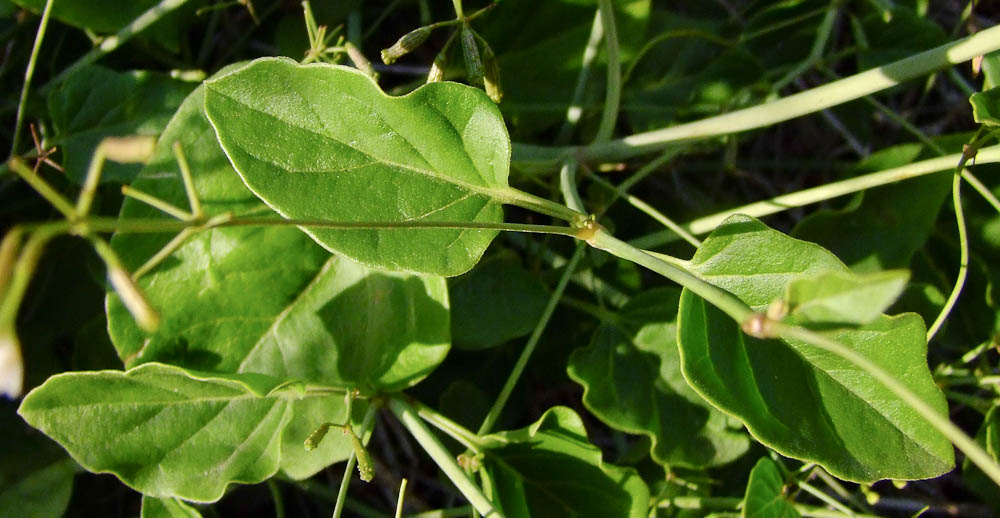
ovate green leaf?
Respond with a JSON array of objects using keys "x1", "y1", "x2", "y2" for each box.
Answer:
[
  {"x1": 0, "y1": 458, "x2": 75, "y2": 518},
  {"x1": 480, "y1": 406, "x2": 649, "y2": 518},
  {"x1": 742, "y1": 458, "x2": 800, "y2": 518},
  {"x1": 17, "y1": 363, "x2": 299, "y2": 502},
  {"x1": 141, "y1": 496, "x2": 202, "y2": 518},
  {"x1": 785, "y1": 270, "x2": 909, "y2": 324},
  {"x1": 678, "y1": 215, "x2": 953, "y2": 482},
  {"x1": 567, "y1": 288, "x2": 749, "y2": 469},
  {"x1": 204, "y1": 57, "x2": 514, "y2": 276}
]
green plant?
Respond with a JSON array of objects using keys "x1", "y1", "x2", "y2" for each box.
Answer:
[{"x1": 4, "y1": 1, "x2": 1000, "y2": 517}]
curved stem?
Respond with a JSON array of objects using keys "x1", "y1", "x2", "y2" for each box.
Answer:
[
  {"x1": 594, "y1": 0, "x2": 620, "y2": 144},
  {"x1": 10, "y1": 0, "x2": 55, "y2": 158},
  {"x1": 332, "y1": 404, "x2": 378, "y2": 518},
  {"x1": 512, "y1": 23, "x2": 1000, "y2": 163},
  {"x1": 927, "y1": 169, "x2": 969, "y2": 341},
  {"x1": 775, "y1": 323, "x2": 1000, "y2": 488}
]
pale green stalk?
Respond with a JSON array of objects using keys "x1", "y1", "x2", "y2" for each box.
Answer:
[
  {"x1": 631, "y1": 144, "x2": 1000, "y2": 249},
  {"x1": 121, "y1": 186, "x2": 193, "y2": 221},
  {"x1": 388, "y1": 397, "x2": 504, "y2": 518},
  {"x1": 477, "y1": 245, "x2": 585, "y2": 435},
  {"x1": 411, "y1": 400, "x2": 484, "y2": 453},
  {"x1": 594, "y1": 0, "x2": 620, "y2": 144},
  {"x1": 797, "y1": 480, "x2": 855, "y2": 516},
  {"x1": 332, "y1": 404, "x2": 378, "y2": 518},
  {"x1": 7, "y1": 158, "x2": 77, "y2": 219},
  {"x1": 512, "y1": 23, "x2": 1000, "y2": 163},
  {"x1": 771, "y1": 3, "x2": 837, "y2": 91},
  {"x1": 268, "y1": 480, "x2": 286, "y2": 518},
  {"x1": 559, "y1": 159, "x2": 587, "y2": 213},
  {"x1": 556, "y1": 9, "x2": 603, "y2": 144},
  {"x1": 775, "y1": 323, "x2": 1000, "y2": 488},
  {"x1": 394, "y1": 479, "x2": 408, "y2": 518},
  {"x1": 926, "y1": 169, "x2": 969, "y2": 341},
  {"x1": 47, "y1": 0, "x2": 195, "y2": 89},
  {"x1": 10, "y1": 0, "x2": 55, "y2": 158}
]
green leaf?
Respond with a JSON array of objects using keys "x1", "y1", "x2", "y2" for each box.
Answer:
[
  {"x1": 971, "y1": 87, "x2": 1000, "y2": 127},
  {"x1": 791, "y1": 143, "x2": 952, "y2": 272},
  {"x1": 204, "y1": 57, "x2": 515, "y2": 276},
  {"x1": 480, "y1": 406, "x2": 650, "y2": 518},
  {"x1": 567, "y1": 288, "x2": 750, "y2": 469},
  {"x1": 0, "y1": 458, "x2": 76, "y2": 518},
  {"x1": 48, "y1": 65, "x2": 197, "y2": 184},
  {"x1": 17, "y1": 363, "x2": 303, "y2": 502},
  {"x1": 449, "y1": 252, "x2": 548, "y2": 350},
  {"x1": 141, "y1": 496, "x2": 202, "y2": 518},
  {"x1": 678, "y1": 215, "x2": 953, "y2": 482},
  {"x1": 13, "y1": 0, "x2": 161, "y2": 33},
  {"x1": 238, "y1": 255, "x2": 450, "y2": 394},
  {"x1": 742, "y1": 458, "x2": 801, "y2": 518},
  {"x1": 785, "y1": 270, "x2": 910, "y2": 324}
]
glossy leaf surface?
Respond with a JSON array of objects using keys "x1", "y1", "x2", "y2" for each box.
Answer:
[
  {"x1": 18, "y1": 363, "x2": 298, "y2": 502},
  {"x1": 480, "y1": 406, "x2": 649, "y2": 518},
  {"x1": 742, "y1": 458, "x2": 800, "y2": 518},
  {"x1": 205, "y1": 57, "x2": 512, "y2": 276},
  {"x1": 785, "y1": 270, "x2": 909, "y2": 324},
  {"x1": 971, "y1": 87, "x2": 1000, "y2": 126},
  {"x1": 567, "y1": 288, "x2": 749, "y2": 468},
  {"x1": 679, "y1": 215, "x2": 953, "y2": 482}
]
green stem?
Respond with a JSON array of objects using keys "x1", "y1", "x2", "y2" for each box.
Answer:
[
  {"x1": 45, "y1": 0, "x2": 194, "y2": 90},
  {"x1": 8, "y1": 158, "x2": 77, "y2": 220},
  {"x1": 10, "y1": 0, "x2": 56, "y2": 158},
  {"x1": 512, "y1": 23, "x2": 1000, "y2": 163},
  {"x1": 926, "y1": 169, "x2": 968, "y2": 341},
  {"x1": 630, "y1": 144, "x2": 1000, "y2": 249},
  {"x1": 410, "y1": 400, "x2": 484, "y2": 453},
  {"x1": 594, "y1": 0, "x2": 620, "y2": 144},
  {"x1": 394, "y1": 478, "x2": 408, "y2": 518},
  {"x1": 587, "y1": 229, "x2": 753, "y2": 323},
  {"x1": 797, "y1": 480, "x2": 855, "y2": 516},
  {"x1": 477, "y1": 245, "x2": 585, "y2": 435},
  {"x1": 121, "y1": 186, "x2": 193, "y2": 221},
  {"x1": 268, "y1": 480, "x2": 286, "y2": 518},
  {"x1": 559, "y1": 159, "x2": 587, "y2": 214},
  {"x1": 775, "y1": 323, "x2": 1000, "y2": 488},
  {"x1": 556, "y1": 8, "x2": 603, "y2": 144},
  {"x1": 502, "y1": 188, "x2": 585, "y2": 222},
  {"x1": 450, "y1": 0, "x2": 464, "y2": 18},
  {"x1": 332, "y1": 404, "x2": 378, "y2": 518},
  {"x1": 771, "y1": 3, "x2": 837, "y2": 91},
  {"x1": 388, "y1": 396, "x2": 504, "y2": 518}
]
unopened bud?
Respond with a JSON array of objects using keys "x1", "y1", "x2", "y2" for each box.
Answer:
[
  {"x1": 347, "y1": 426, "x2": 374, "y2": 482},
  {"x1": 481, "y1": 42, "x2": 502, "y2": 103},
  {"x1": 427, "y1": 52, "x2": 447, "y2": 83},
  {"x1": 304, "y1": 422, "x2": 332, "y2": 451},
  {"x1": 0, "y1": 325, "x2": 23, "y2": 399},
  {"x1": 460, "y1": 25, "x2": 483, "y2": 87},
  {"x1": 102, "y1": 136, "x2": 157, "y2": 164},
  {"x1": 381, "y1": 26, "x2": 431, "y2": 64},
  {"x1": 109, "y1": 267, "x2": 160, "y2": 332}
]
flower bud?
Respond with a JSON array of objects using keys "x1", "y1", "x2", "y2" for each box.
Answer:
[
  {"x1": 381, "y1": 26, "x2": 431, "y2": 65},
  {"x1": 460, "y1": 25, "x2": 483, "y2": 87},
  {"x1": 347, "y1": 426, "x2": 374, "y2": 482},
  {"x1": 109, "y1": 266, "x2": 160, "y2": 332},
  {"x1": 481, "y1": 42, "x2": 502, "y2": 103},
  {"x1": 304, "y1": 422, "x2": 332, "y2": 451},
  {"x1": 427, "y1": 52, "x2": 447, "y2": 83},
  {"x1": 0, "y1": 325, "x2": 23, "y2": 399},
  {"x1": 102, "y1": 136, "x2": 157, "y2": 164}
]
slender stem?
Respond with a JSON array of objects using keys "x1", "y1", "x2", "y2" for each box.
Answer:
[
  {"x1": 0, "y1": 230, "x2": 56, "y2": 327},
  {"x1": 594, "y1": 0, "x2": 620, "y2": 144},
  {"x1": 76, "y1": 145, "x2": 109, "y2": 217},
  {"x1": 658, "y1": 495, "x2": 884, "y2": 518},
  {"x1": 332, "y1": 404, "x2": 378, "y2": 518},
  {"x1": 927, "y1": 169, "x2": 968, "y2": 341},
  {"x1": 502, "y1": 187, "x2": 584, "y2": 223},
  {"x1": 583, "y1": 167, "x2": 701, "y2": 248},
  {"x1": 121, "y1": 186, "x2": 193, "y2": 221},
  {"x1": 797, "y1": 480, "x2": 854, "y2": 516},
  {"x1": 588, "y1": 229, "x2": 753, "y2": 323},
  {"x1": 268, "y1": 480, "x2": 286, "y2": 518},
  {"x1": 775, "y1": 323, "x2": 1000, "y2": 488},
  {"x1": 556, "y1": 9, "x2": 603, "y2": 144},
  {"x1": 89, "y1": 236, "x2": 159, "y2": 332},
  {"x1": 8, "y1": 158, "x2": 77, "y2": 220},
  {"x1": 512, "y1": 23, "x2": 1000, "y2": 163},
  {"x1": 477, "y1": 245, "x2": 585, "y2": 435},
  {"x1": 411, "y1": 400, "x2": 484, "y2": 453},
  {"x1": 559, "y1": 159, "x2": 587, "y2": 214},
  {"x1": 630, "y1": 144, "x2": 1000, "y2": 249},
  {"x1": 394, "y1": 478, "x2": 408, "y2": 518},
  {"x1": 388, "y1": 396, "x2": 504, "y2": 518},
  {"x1": 46, "y1": 0, "x2": 195, "y2": 90},
  {"x1": 10, "y1": 0, "x2": 56, "y2": 157},
  {"x1": 450, "y1": 0, "x2": 464, "y2": 18},
  {"x1": 172, "y1": 142, "x2": 203, "y2": 218},
  {"x1": 771, "y1": 3, "x2": 837, "y2": 91},
  {"x1": 134, "y1": 228, "x2": 197, "y2": 280}
]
